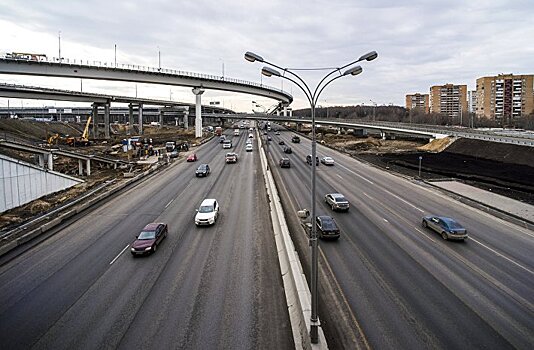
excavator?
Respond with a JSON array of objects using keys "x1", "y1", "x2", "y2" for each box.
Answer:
[{"x1": 66, "y1": 117, "x2": 92, "y2": 146}]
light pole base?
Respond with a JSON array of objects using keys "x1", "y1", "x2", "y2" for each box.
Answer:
[{"x1": 310, "y1": 324, "x2": 319, "y2": 344}]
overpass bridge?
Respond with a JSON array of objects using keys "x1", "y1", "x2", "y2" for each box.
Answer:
[{"x1": 0, "y1": 55, "x2": 293, "y2": 137}]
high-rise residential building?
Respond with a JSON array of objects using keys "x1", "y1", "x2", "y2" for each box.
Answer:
[
  {"x1": 429, "y1": 84, "x2": 468, "y2": 119},
  {"x1": 468, "y1": 90, "x2": 476, "y2": 113},
  {"x1": 405, "y1": 93, "x2": 429, "y2": 113},
  {"x1": 475, "y1": 74, "x2": 534, "y2": 121}
]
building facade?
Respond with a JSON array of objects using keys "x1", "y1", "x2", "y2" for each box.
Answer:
[
  {"x1": 468, "y1": 90, "x2": 476, "y2": 113},
  {"x1": 475, "y1": 74, "x2": 534, "y2": 122},
  {"x1": 405, "y1": 93, "x2": 429, "y2": 113},
  {"x1": 429, "y1": 84, "x2": 468, "y2": 120}
]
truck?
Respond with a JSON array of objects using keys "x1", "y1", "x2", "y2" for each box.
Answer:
[{"x1": 215, "y1": 127, "x2": 223, "y2": 136}]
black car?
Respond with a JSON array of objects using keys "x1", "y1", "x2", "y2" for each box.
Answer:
[
  {"x1": 291, "y1": 135, "x2": 301, "y2": 143},
  {"x1": 278, "y1": 140, "x2": 285, "y2": 145},
  {"x1": 283, "y1": 146, "x2": 292, "y2": 154},
  {"x1": 316, "y1": 216, "x2": 340, "y2": 240},
  {"x1": 195, "y1": 164, "x2": 210, "y2": 177},
  {"x1": 306, "y1": 155, "x2": 320, "y2": 166},
  {"x1": 279, "y1": 158, "x2": 291, "y2": 168}
]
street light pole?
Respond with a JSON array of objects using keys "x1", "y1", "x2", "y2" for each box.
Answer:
[
  {"x1": 245, "y1": 50, "x2": 377, "y2": 344},
  {"x1": 58, "y1": 31, "x2": 61, "y2": 62}
]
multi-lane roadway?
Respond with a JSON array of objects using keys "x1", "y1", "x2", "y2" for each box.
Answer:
[
  {"x1": 0, "y1": 126, "x2": 294, "y2": 349},
  {"x1": 265, "y1": 124, "x2": 533, "y2": 349}
]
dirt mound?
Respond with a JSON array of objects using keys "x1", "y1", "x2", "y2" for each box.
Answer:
[
  {"x1": 0, "y1": 119, "x2": 84, "y2": 143},
  {"x1": 418, "y1": 137, "x2": 455, "y2": 152},
  {"x1": 445, "y1": 138, "x2": 534, "y2": 167}
]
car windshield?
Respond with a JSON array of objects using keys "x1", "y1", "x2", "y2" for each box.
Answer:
[
  {"x1": 321, "y1": 219, "x2": 337, "y2": 230},
  {"x1": 442, "y1": 219, "x2": 463, "y2": 229},
  {"x1": 198, "y1": 165, "x2": 207, "y2": 170},
  {"x1": 199, "y1": 205, "x2": 214, "y2": 213},
  {"x1": 138, "y1": 231, "x2": 156, "y2": 240},
  {"x1": 335, "y1": 196, "x2": 346, "y2": 202}
]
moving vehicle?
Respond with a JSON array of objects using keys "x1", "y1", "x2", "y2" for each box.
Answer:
[
  {"x1": 246, "y1": 144, "x2": 253, "y2": 152},
  {"x1": 187, "y1": 153, "x2": 198, "y2": 162},
  {"x1": 283, "y1": 146, "x2": 292, "y2": 154},
  {"x1": 267, "y1": 135, "x2": 272, "y2": 141},
  {"x1": 222, "y1": 140, "x2": 232, "y2": 149},
  {"x1": 234, "y1": 129, "x2": 240, "y2": 136},
  {"x1": 219, "y1": 135, "x2": 226, "y2": 143},
  {"x1": 291, "y1": 135, "x2": 301, "y2": 143},
  {"x1": 225, "y1": 152, "x2": 238, "y2": 163},
  {"x1": 316, "y1": 216, "x2": 340, "y2": 240},
  {"x1": 215, "y1": 126, "x2": 223, "y2": 136},
  {"x1": 325, "y1": 193, "x2": 350, "y2": 211},
  {"x1": 165, "y1": 141, "x2": 176, "y2": 152},
  {"x1": 169, "y1": 150, "x2": 179, "y2": 158},
  {"x1": 306, "y1": 155, "x2": 320, "y2": 166},
  {"x1": 279, "y1": 158, "x2": 291, "y2": 168},
  {"x1": 195, "y1": 199, "x2": 219, "y2": 226},
  {"x1": 422, "y1": 216, "x2": 468, "y2": 240},
  {"x1": 278, "y1": 140, "x2": 285, "y2": 145},
  {"x1": 248, "y1": 133, "x2": 254, "y2": 138},
  {"x1": 66, "y1": 116, "x2": 92, "y2": 146},
  {"x1": 195, "y1": 164, "x2": 210, "y2": 177},
  {"x1": 275, "y1": 131, "x2": 280, "y2": 135},
  {"x1": 321, "y1": 156, "x2": 335, "y2": 166},
  {"x1": 130, "y1": 223, "x2": 168, "y2": 255}
]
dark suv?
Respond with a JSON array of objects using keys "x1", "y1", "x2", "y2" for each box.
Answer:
[
  {"x1": 291, "y1": 135, "x2": 301, "y2": 143},
  {"x1": 306, "y1": 155, "x2": 319, "y2": 166},
  {"x1": 279, "y1": 158, "x2": 291, "y2": 168},
  {"x1": 195, "y1": 164, "x2": 210, "y2": 177},
  {"x1": 283, "y1": 146, "x2": 292, "y2": 154}
]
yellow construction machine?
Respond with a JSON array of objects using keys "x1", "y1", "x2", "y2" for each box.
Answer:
[{"x1": 66, "y1": 117, "x2": 92, "y2": 146}]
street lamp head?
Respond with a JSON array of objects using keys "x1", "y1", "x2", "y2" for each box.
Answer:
[
  {"x1": 359, "y1": 51, "x2": 378, "y2": 62},
  {"x1": 261, "y1": 66, "x2": 281, "y2": 77},
  {"x1": 343, "y1": 65, "x2": 363, "y2": 76},
  {"x1": 244, "y1": 51, "x2": 264, "y2": 63}
]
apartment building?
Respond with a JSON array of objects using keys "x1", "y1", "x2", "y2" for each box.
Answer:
[
  {"x1": 468, "y1": 90, "x2": 476, "y2": 113},
  {"x1": 475, "y1": 74, "x2": 534, "y2": 121},
  {"x1": 429, "y1": 84, "x2": 468, "y2": 119},
  {"x1": 405, "y1": 93, "x2": 429, "y2": 113}
]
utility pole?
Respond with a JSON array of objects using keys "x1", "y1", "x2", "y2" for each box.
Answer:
[
  {"x1": 114, "y1": 44, "x2": 117, "y2": 67},
  {"x1": 58, "y1": 31, "x2": 61, "y2": 62}
]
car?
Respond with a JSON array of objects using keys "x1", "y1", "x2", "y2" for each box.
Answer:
[
  {"x1": 267, "y1": 135, "x2": 272, "y2": 141},
  {"x1": 306, "y1": 155, "x2": 320, "y2": 166},
  {"x1": 248, "y1": 133, "x2": 254, "y2": 138},
  {"x1": 169, "y1": 150, "x2": 179, "y2": 158},
  {"x1": 422, "y1": 216, "x2": 468, "y2": 240},
  {"x1": 291, "y1": 135, "x2": 301, "y2": 143},
  {"x1": 321, "y1": 156, "x2": 335, "y2": 166},
  {"x1": 275, "y1": 131, "x2": 280, "y2": 135},
  {"x1": 186, "y1": 153, "x2": 198, "y2": 162},
  {"x1": 283, "y1": 146, "x2": 292, "y2": 154},
  {"x1": 222, "y1": 140, "x2": 232, "y2": 149},
  {"x1": 245, "y1": 144, "x2": 253, "y2": 152},
  {"x1": 316, "y1": 216, "x2": 340, "y2": 240},
  {"x1": 219, "y1": 135, "x2": 226, "y2": 143},
  {"x1": 234, "y1": 129, "x2": 240, "y2": 136},
  {"x1": 278, "y1": 140, "x2": 285, "y2": 145},
  {"x1": 130, "y1": 223, "x2": 168, "y2": 255},
  {"x1": 195, "y1": 164, "x2": 210, "y2": 177},
  {"x1": 325, "y1": 193, "x2": 349, "y2": 211},
  {"x1": 246, "y1": 139, "x2": 252, "y2": 144},
  {"x1": 279, "y1": 158, "x2": 291, "y2": 168},
  {"x1": 225, "y1": 152, "x2": 238, "y2": 163},
  {"x1": 195, "y1": 199, "x2": 219, "y2": 226}
]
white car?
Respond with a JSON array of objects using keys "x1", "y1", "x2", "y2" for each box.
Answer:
[
  {"x1": 245, "y1": 144, "x2": 253, "y2": 152},
  {"x1": 222, "y1": 140, "x2": 232, "y2": 149},
  {"x1": 321, "y1": 156, "x2": 335, "y2": 166},
  {"x1": 195, "y1": 199, "x2": 219, "y2": 226}
]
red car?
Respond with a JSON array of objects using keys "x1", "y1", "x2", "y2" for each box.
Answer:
[
  {"x1": 187, "y1": 153, "x2": 198, "y2": 162},
  {"x1": 130, "y1": 223, "x2": 168, "y2": 256}
]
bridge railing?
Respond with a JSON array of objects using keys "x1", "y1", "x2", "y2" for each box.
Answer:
[{"x1": 1, "y1": 54, "x2": 288, "y2": 95}]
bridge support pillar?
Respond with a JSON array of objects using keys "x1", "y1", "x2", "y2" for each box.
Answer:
[
  {"x1": 104, "y1": 103, "x2": 110, "y2": 139},
  {"x1": 128, "y1": 104, "x2": 134, "y2": 135},
  {"x1": 183, "y1": 110, "x2": 189, "y2": 129},
  {"x1": 138, "y1": 103, "x2": 144, "y2": 135},
  {"x1": 159, "y1": 109, "x2": 164, "y2": 128},
  {"x1": 92, "y1": 103, "x2": 99, "y2": 138},
  {"x1": 86, "y1": 159, "x2": 91, "y2": 176},
  {"x1": 78, "y1": 160, "x2": 84, "y2": 175},
  {"x1": 46, "y1": 153, "x2": 53, "y2": 171},
  {"x1": 283, "y1": 106, "x2": 287, "y2": 117},
  {"x1": 192, "y1": 88, "x2": 205, "y2": 138}
]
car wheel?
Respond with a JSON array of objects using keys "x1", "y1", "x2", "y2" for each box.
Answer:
[
  {"x1": 331, "y1": 204, "x2": 335, "y2": 211},
  {"x1": 441, "y1": 232, "x2": 448, "y2": 240},
  {"x1": 422, "y1": 220, "x2": 427, "y2": 228}
]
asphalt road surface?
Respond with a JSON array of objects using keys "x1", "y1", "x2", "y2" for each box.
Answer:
[
  {"x1": 265, "y1": 124, "x2": 534, "y2": 350},
  {"x1": 0, "y1": 126, "x2": 294, "y2": 349}
]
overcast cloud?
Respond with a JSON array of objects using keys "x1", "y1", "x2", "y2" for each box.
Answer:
[{"x1": 1, "y1": 0, "x2": 533, "y2": 112}]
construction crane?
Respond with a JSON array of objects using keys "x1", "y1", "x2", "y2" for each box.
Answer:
[{"x1": 66, "y1": 117, "x2": 92, "y2": 146}]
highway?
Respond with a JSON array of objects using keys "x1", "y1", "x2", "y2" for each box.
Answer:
[
  {"x1": 265, "y1": 124, "x2": 534, "y2": 349},
  {"x1": 0, "y1": 126, "x2": 294, "y2": 349}
]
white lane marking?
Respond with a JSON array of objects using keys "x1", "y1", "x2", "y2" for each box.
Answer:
[
  {"x1": 470, "y1": 237, "x2": 534, "y2": 275},
  {"x1": 110, "y1": 244, "x2": 130, "y2": 265},
  {"x1": 383, "y1": 218, "x2": 389, "y2": 223},
  {"x1": 336, "y1": 174, "x2": 343, "y2": 180},
  {"x1": 337, "y1": 163, "x2": 374, "y2": 184},
  {"x1": 383, "y1": 190, "x2": 425, "y2": 213},
  {"x1": 165, "y1": 199, "x2": 174, "y2": 208}
]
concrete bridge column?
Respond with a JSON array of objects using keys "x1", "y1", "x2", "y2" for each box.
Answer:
[
  {"x1": 78, "y1": 159, "x2": 84, "y2": 175},
  {"x1": 86, "y1": 159, "x2": 91, "y2": 176},
  {"x1": 92, "y1": 103, "x2": 99, "y2": 138},
  {"x1": 104, "y1": 103, "x2": 110, "y2": 139},
  {"x1": 283, "y1": 106, "x2": 287, "y2": 117},
  {"x1": 159, "y1": 109, "x2": 164, "y2": 128},
  {"x1": 192, "y1": 88, "x2": 205, "y2": 138},
  {"x1": 183, "y1": 110, "x2": 189, "y2": 129},
  {"x1": 128, "y1": 104, "x2": 134, "y2": 135},
  {"x1": 138, "y1": 103, "x2": 144, "y2": 135},
  {"x1": 37, "y1": 154, "x2": 45, "y2": 168},
  {"x1": 46, "y1": 153, "x2": 53, "y2": 171}
]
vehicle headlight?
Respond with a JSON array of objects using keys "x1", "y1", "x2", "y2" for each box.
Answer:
[
  {"x1": 130, "y1": 248, "x2": 135, "y2": 251},
  {"x1": 145, "y1": 247, "x2": 152, "y2": 251}
]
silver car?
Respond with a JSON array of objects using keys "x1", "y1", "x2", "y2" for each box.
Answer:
[
  {"x1": 422, "y1": 216, "x2": 468, "y2": 241},
  {"x1": 321, "y1": 156, "x2": 335, "y2": 166},
  {"x1": 325, "y1": 193, "x2": 349, "y2": 211}
]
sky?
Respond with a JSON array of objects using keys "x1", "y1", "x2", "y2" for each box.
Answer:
[{"x1": 0, "y1": 0, "x2": 533, "y2": 112}]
